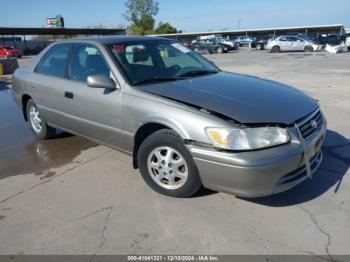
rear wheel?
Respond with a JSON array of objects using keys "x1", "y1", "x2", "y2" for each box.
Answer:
[
  {"x1": 137, "y1": 129, "x2": 202, "y2": 198},
  {"x1": 271, "y1": 46, "x2": 281, "y2": 53},
  {"x1": 26, "y1": 99, "x2": 55, "y2": 139}
]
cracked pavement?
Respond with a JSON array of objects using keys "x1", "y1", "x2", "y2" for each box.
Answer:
[{"x1": 0, "y1": 50, "x2": 349, "y2": 256}]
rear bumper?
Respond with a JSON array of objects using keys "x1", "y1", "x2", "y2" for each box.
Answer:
[{"x1": 187, "y1": 122, "x2": 326, "y2": 198}]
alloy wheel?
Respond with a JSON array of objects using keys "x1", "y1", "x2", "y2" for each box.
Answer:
[
  {"x1": 147, "y1": 146, "x2": 188, "y2": 190},
  {"x1": 29, "y1": 105, "x2": 42, "y2": 133}
]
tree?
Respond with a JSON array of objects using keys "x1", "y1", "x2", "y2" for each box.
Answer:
[
  {"x1": 154, "y1": 22, "x2": 178, "y2": 34},
  {"x1": 124, "y1": 0, "x2": 159, "y2": 35}
]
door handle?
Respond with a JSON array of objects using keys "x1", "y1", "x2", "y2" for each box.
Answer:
[{"x1": 64, "y1": 91, "x2": 74, "y2": 99}]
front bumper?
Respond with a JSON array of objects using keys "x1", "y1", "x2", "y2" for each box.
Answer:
[{"x1": 187, "y1": 118, "x2": 327, "y2": 198}]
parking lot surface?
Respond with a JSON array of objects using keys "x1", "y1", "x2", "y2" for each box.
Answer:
[{"x1": 0, "y1": 50, "x2": 349, "y2": 257}]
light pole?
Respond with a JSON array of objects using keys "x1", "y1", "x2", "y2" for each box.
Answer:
[{"x1": 237, "y1": 18, "x2": 242, "y2": 30}]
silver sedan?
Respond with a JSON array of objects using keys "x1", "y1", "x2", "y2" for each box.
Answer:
[
  {"x1": 11, "y1": 36, "x2": 326, "y2": 198},
  {"x1": 266, "y1": 35, "x2": 322, "y2": 53}
]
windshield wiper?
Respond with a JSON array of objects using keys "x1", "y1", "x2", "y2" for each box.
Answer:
[
  {"x1": 178, "y1": 70, "x2": 218, "y2": 77},
  {"x1": 133, "y1": 76, "x2": 184, "y2": 86}
]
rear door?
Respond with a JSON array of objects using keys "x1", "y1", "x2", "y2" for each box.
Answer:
[
  {"x1": 29, "y1": 43, "x2": 72, "y2": 127},
  {"x1": 63, "y1": 43, "x2": 125, "y2": 149}
]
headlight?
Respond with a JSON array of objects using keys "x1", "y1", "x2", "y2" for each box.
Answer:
[{"x1": 205, "y1": 127, "x2": 290, "y2": 151}]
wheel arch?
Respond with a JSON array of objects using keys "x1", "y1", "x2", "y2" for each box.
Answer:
[
  {"x1": 132, "y1": 120, "x2": 188, "y2": 169},
  {"x1": 21, "y1": 94, "x2": 32, "y2": 121}
]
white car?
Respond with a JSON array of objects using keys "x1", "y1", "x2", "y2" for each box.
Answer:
[
  {"x1": 266, "y1": 35, "x2": 322, "y2": 53},
  {"x1": 345, "y1": 34, "x2": 350, "y2": 49}
]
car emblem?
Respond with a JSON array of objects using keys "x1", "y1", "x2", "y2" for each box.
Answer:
[{"x1": 311, "y1": 120, "x2": 318, "y2": 129}]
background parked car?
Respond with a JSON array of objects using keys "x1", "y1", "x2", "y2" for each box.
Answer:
[
  {"x1": 235, "y1": 36, "x2": 254, "y2": 46},
  {"x1": 316, "y1": 34, "x2": 345, "y2": 45},
  {"x1": 266, "y1": 35, "x2": 322, "y2": 53},
  {"x1": 177, "y1": 38, "x2": 193, "y2": 48},
  {"x1": 216, "y1": 37, "x2": 239, "y2": 50},
  {"x1": 250, "y1": 37, "x2": 269, "y2": 50},
  {"x1": 192, "y1": 37, "x2": 237, "y2": 54},
  {"x1": 344, "y1": 33, "x2": 350, "y2": 50},
  {"x1": 0, "y1": 45, "x2": 21, "y2": 58}
]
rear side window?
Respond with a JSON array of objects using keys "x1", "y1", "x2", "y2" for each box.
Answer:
[{"x1": 35, "y1": 44, "x2": 70, "y2": 78}]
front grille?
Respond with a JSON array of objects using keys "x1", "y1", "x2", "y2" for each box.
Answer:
[
  {"x1": 277, "y1": 151, "x2": 322, "y2": 185},
  {"x1": 297, "y1": 109, "x2": 323, "y2": 139}
]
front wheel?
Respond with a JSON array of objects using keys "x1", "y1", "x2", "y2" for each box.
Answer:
[
  {"x1": 137, "y1": 129, "x2": 202, "y2": 198},
  {"x1": 27, "y1": 99, "x2": 55, "y2": 139},
  {"x1": 216, "y1": 47, "x2": 224, "y2": 54},
  {"x1": 304, "y1": 46, "x2": 314, "y2": 52}
]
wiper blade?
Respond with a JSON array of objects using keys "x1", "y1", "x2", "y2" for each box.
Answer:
[
  {"x1": 134, "y1": 76, "x2": 183, "y2": 85},
  {"x1": 178, "y1": 70, "x2": 218, "y2": 77}
]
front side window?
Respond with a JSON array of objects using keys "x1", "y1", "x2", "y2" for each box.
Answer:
[
  {"x1": 108, "y1": 40, "x2": 219, "y2": 85},
  {"x1": 35, "y1": 44, "x2": 70, "y2": 78},
  {"x1": 70, "y1": 44, "x2": 110, "y2": 82}
]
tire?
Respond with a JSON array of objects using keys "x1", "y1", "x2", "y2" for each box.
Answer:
[
  {"x1": 271, "y1": 46, "x2": 281, "y2": 53},
  {"x1": 137, "y1": 129, "x2": 202, "y2": 198},
  {"x1": 304, "y1": 46, "x2": 314, "y2": 52},
  {"x1": 216, "y1": 47, "x2": 224, "y2": 54},
  {"x1": 26, "y1": 99, "x2": 55, "y2": 139}
]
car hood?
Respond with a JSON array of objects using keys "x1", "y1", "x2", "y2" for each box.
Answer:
[{"x1": 138, "y1": 72, "x2": 318, "y2": 125}]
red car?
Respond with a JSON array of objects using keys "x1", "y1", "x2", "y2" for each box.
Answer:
[{"x1": 0, "y1": 45, "x2": 21, "y2": 58}]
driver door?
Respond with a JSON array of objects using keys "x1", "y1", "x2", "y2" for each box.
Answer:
[
  {"x1": 63, "y1": 43, "x2": 125, "y2": 150},
  {"x1": 293, "y1": 37, "x2": 306, "y2": 51}
]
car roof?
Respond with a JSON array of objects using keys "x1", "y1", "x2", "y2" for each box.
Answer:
[{"x1": 70, "y1": 35, "x2": 172, "y2": 44}]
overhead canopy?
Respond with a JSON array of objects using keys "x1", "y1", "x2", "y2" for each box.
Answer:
[
  {"x1": 151, "y1": 24, "x2": 345, "y2": 39},
  {"x1": 0, "y1": 27, "x2": 126, "y2": 36}
]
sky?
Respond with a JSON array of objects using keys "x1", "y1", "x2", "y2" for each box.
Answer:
[{"x1": 0, "y1": 0, "x2": 349, "y2": 32}]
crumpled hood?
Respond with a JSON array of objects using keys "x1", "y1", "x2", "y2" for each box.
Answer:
[{"x1": 138, "y1": 72, "x2": 318, "y2": 125}]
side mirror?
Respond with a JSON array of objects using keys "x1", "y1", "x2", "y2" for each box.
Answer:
[{"x1": 87, "y1": 74, "x2": 117, "y2": 90}]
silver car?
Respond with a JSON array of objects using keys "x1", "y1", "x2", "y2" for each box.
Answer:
[
  {"x1": 266, "y1": 35, "x2": 322, "y2": 53},
  {"x1": 11, "y1": 36, "x2": 327, "y2": 198}
]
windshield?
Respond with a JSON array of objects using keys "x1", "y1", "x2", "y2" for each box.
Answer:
[{"x1": 108, "y1": 40, "x2": 219, "y2": 85}]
